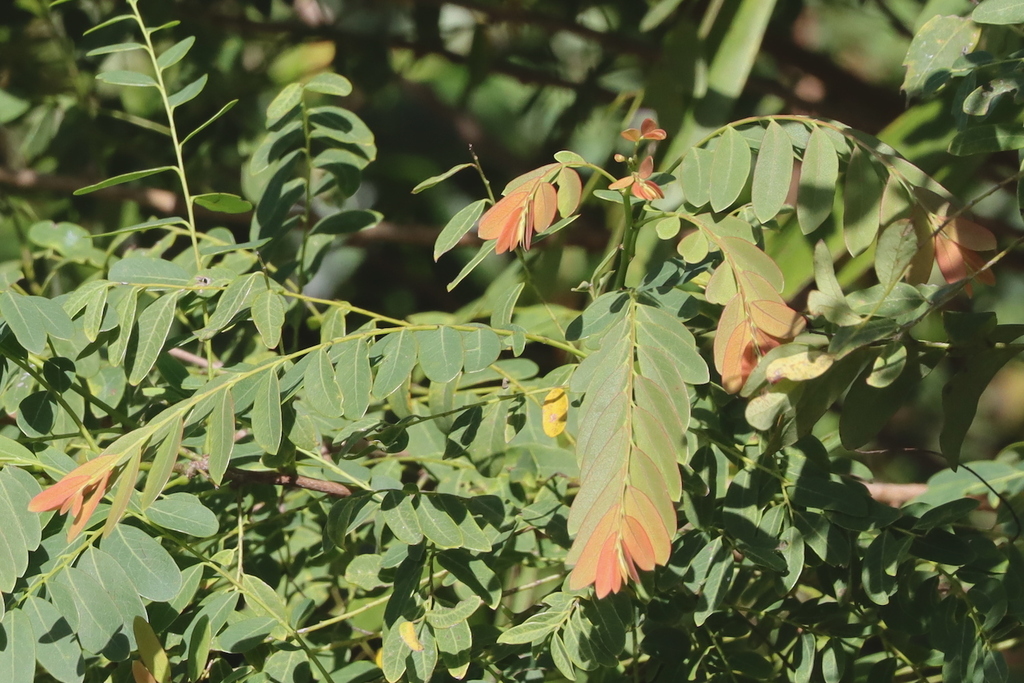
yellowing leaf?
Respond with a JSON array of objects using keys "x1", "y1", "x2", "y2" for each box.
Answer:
[
  {"x1": 542, "y1": 388, "x2": 569, "y2": 437},
  {"x1": 399, "y1": 620, "x2": 424, "y2": 651},
  {"x1": 748, "y1": 300, "x2": 806, "y2": 339},
  {"x1": 132, "y1": 661, "x2": 158, "y2": 683},
  {"x1": 766, "y1": 350, "x2": 834, "y2": 383}
]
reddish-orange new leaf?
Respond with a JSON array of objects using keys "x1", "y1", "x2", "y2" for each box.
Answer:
[
  {"x1": 29, "y1": 453, "x2": 120, "y2": 540},
  {"x1": 477, "y1": 163, "x2": 581, "y2": 253},
  {"x1": 934, "y1": 217, "x2": 996, "y2": 296}
]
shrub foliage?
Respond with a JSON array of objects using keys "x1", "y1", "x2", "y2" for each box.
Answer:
[{"x1": 1, "y1": 2, "x2": 1023, "y2": 682}]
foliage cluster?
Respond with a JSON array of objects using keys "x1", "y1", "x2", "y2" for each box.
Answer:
[{"x1": 2, "y1": 1, "x2": 1024, "y2": 683}]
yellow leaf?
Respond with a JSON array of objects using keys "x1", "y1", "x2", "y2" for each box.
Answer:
[
  {"x1": 542, "y1": 388, "x2": 569, "y2": 437},
  {"x1": 374, "y1": 648, "x2": 384, "y2": 669},
  {"x1": 766, "y1": 350, "x2": 834, "y2": 383},
  {"x1": 399, "y1": 620, "x2": 424, "y2": 651},
  {"x1": 133, "y1": 617, "x2": 171, "y2": 683}
]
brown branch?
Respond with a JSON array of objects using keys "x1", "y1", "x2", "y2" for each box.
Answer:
[{"x1": 174, "y1": 458, "x2": 352, "y2": 497}]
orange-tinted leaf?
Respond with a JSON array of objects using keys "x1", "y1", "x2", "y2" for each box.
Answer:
[
  {"x1": 632, "y1": 180, "x2": 664, "y2": 201},
  {"x1": 133, "y1": 661, "x2": 159, "y2": 683},
  {"x1": 594, "y1": 534, "x2": 623, "y2": 598},
  {"x1": 713, "y1": 297, "x2": 743, "y2": 372},
  {"x1": 608, "y1": 176, "x2": 632, "y2": 190},
  {"x1": 721, "y1": 323, "x2": 757, "y2": 394},
  {"x1": 478, "y1": 191, "x2": 528, "y2": 241},
  {"x1": 748, "y1": 300, "x2": 806, "y2": 339},
  {"x1": 621, "y1": 128, "x2": 641, "y2": 142},
  {"x1": 29, "y1": 453, "x2": 119, "y2": 512},
  {"x1": 502, "y1": 163, "x2": 558, "y2": 195},
  {"x1": 623, "y1": 486, "x2": 672, "y2": 565},
  {"x1": 934, "y1": 232, "x2": 967, "y2": 285},
  {"x1": 965, "y1": 248, "x2": 996, "y2": 284},
  {"x1": 622, "y1": 515, "x2": 655, "y2": 571},
  {"x1": 68, "y1": 468, "x2": 113, "y2": 540},
  {"x1": 532, "y1": 182, "x2": 558, "y2": 232},
  {"x1": 568, "y1": 507, "x2": 619, "y2": 591},
  {"x1": 947, "y1": 217, "x2": 996, "y2": 251},
  {"x1": 640, "y1": 118, "x2": 667, "y2": 140},
  {"x1": 556, "y1": 166, "x2": 582, "y2": 218}
]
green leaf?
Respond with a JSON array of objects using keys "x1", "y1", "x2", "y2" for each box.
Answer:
[
  {"x1": 305, "y1": 348, "x2": 344, "y2": 417},
  {"x1": 23, "y1": 596, "x2": 84, "y2": 683},
  {"x1": 490, "y1": 281, "x2": 524, "y2": 329},
  {"x1": 840, "y1": 353, "x2": 920, "y2": 449},
  {"x1": 57, "y1": 567, "x2": 128, "y2": 658},
  {"x1": 187, "y1": 615, "x2": 211, "y2": 681},
  {"x1": 193, "y1": 192, "x2": 253, "y2": 214},
  {"x1": 156, "y1": 36, "x2": 195, "y2": 70},
  {"x1": 167, "y1": 74, "x2": 207, "y2": 108},
  {"x1": 251, "y1": 290, "x2": 286, "y2": 349},
  {"x1": 974, "y1": 0, "x2": 1024, "y2": 24},
  {"x1": 435, "y1": 620, "x2": 472, "y2": 679},
  {"x1": 680, "y1": 147, "x2": 712, "y2": 208},
  {"x1": 381, "y1": 492, "x2": 424, "y2": 545},
  {"x1": 416, "y1": 327, "x2": 464, "y2": 383},
  {"x1": 129, "y1": 292, "x2": 180, "y2": 385},
  {"x1": 303, "y1": 71, "x2": 353, "y2": 97},
  {"x1": 77, "y1": 547, "x2": 146, "y2": 648},
  {"x1": 496, "y1": 611, "x2": 565, "y2": 644},
  {"x1": 460, "y1": 324, "x2": 502, "y2": 373},
  {"x1": 416, "y1": 496, "x2": 463, "y2": 549},
  {"x1": 373, "y1": 330, "x2": 418, "y2": 399},
  {"x1": 448, "y1": 240, "x2": 496, "y2": 291},
  {"x1": 110, "y1": 256, "x2": 191, "y2": 287},
  {"x1": 0, "y1": 610, "x2": 34, "y2": 683},
  {"x1": 874, "y1": 219, "x2": 918, "y2": 288},
  {"x1": 0, "y1": 468, "x2": 38, "y2": 591},
  {"x1": 251, "y1": 369, "x2": 282, "y2": 454},
  {"x1": 312, "y1": 209, "x2": 382, "y2": 235},
  {"x1": 267, "y1": 83, "x2": 303, "y2": 127},
  {"x1": 413, "y1": 163, "x2": 474, "y2": 194},
  {"x1": 565, "y1": 291, "x2": 630, "y2": 343},
  {"x1": 798, "y1": 127, "x2": 839, "y2": 234},
  {"x1": 752, "y1": 121, "x2": 794, "y2": 223},
  {"x1": 709, "y1": 127, "x2": 751, "y2": 212},
  {"x1": 102, "y1": 524, "x2": 182, "y2": 602},
  {"x1": 550, "y1": 632, "x2": 577, "y2": 681},
  {"x1": 949, "y1": 124, "x2": 1024, "y2": 155},
  {"x1": 634, "y1": 303, "x2": 709, "y2": 384},
  {"x1": 206, "y1": 388, "x2": 235, "y2": 485},
  {"x1": 147, "y1": 492, "x2": 219, "y2": 536},
  {"x1": 74, "y1": 166, "x2": 176, "y2": 195},
  {"x1": 842, "y1": 147, "x2": 884, "y2": 257},
  {"x1": 110, "y1": 287, "x2": 139, "y2": 367},
  {"x1": 426, "y1": 597, "x2": 481, "y2": 629},
  {"x1": 902, "y1": 15, "x2": 981, "y2": 98},
  {"x1": 940, "y1": 346, "x2": 1019, "y2": 466},
  {"x1": 433, "y1": 199, "x2": 486, "y2": 260},
  {"x1": 181, "y1": 100, "x2": 238, "y2": 146},
  {"x1": 96, "y1": 70, "x2": 158, "y2": 88},
  {"x1": 0, "y1": 87, "x2": 30, "y2": 124},
  {"x1": 1, "y1": 292, "x2": 45, "y2": 354},
  {"x1": 139, "y1": 419, "x2": 182, "y2": 511},
  {"x1": 335, "y1": 339, "x2": 372, "y2": 419},
  {"x1": 200, "y1": 273, "x2": 265, "y2": 339},
  {"x1": 217, "y1": 616, "x2": 276, "y2": 653}
]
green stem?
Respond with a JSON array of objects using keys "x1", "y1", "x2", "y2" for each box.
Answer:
[
  {"x1": 129, "y1": 1, "x2": 202, "y2": 271},
  {"x1": 612, "y1": 190, "x2": 638, "y2": 290}
]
